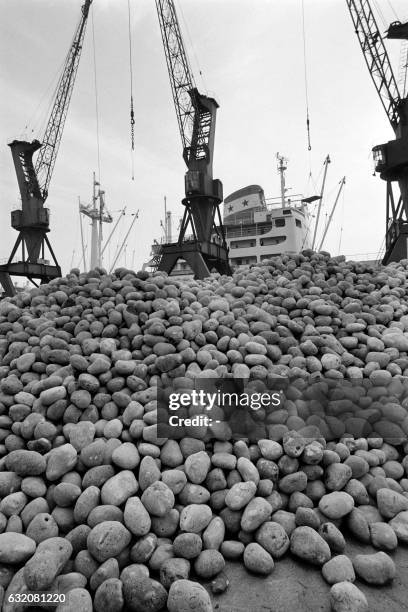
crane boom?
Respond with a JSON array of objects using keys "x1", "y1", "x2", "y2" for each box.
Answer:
[
  {"x1": 35, "y1": 0, "x2": 92, "y2": 201},
  {"x1": 155, "y1": 0, "x2": 195, "y2": 156},
  {"x1": 346, "y1": 0, "x2": 401, "y2": 130}
]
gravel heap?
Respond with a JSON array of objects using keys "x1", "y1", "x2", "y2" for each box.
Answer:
[{"x1": 0, "y1": 250, "x2": 407, "y2": 612}]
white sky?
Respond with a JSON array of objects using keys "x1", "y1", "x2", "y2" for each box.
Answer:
[{"x1": 1, "y1": 0, "x2": 407, "y2": 276}]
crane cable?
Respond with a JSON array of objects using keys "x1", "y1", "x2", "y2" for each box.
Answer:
[
  {"x1": 91, "y1": 7, "x2": 102, "y2": 183},
  {"x1": 301, "y1": 0, "x2": 312, "y2": 152},
  {"x1": 128, "y1": 0, "x2": 135, "y2": 180}
]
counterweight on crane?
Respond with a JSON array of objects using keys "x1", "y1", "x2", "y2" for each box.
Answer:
[
  {"x1": 154, "y1": 0, "x2": 231, "y2": 279},
  {"x1": 346, "y1": 1, "x2": 408, "y2": 264},
  {"x1": 0, "y1": 0, "x2": 92, "y2": 296}
]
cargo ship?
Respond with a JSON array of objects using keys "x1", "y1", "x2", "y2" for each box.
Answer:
[{"x1": 144, "y1": 155, "x2": 314, "y2": 275}]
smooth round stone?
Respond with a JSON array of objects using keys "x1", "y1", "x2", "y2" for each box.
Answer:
[
  {"x1": 255, "y1": 521, "x2": 290, "y2": 558},
  {"x1": 322, "y1": 555, "x2": 355, "y2": 585},
  {"x1": 279, "y1": 472, "x2": 307, "y2": 494},
  {"x1": 94, "y1": 578, "x2": 124, "y2": 612},
  {"x1": 194, "y1": 549, "x2": 225, "y2": 579},
  {"x1": 318, "y1": 522, "x2": 346, "y2": 553},
  {"x1": 160, "y1": 558, "x2": 190, "y2": 589},
  {"x1": 203, "y1": 517, "x2": 225, "y2": 550},
  {"x1": 141, "y1": 482, "x2": 175, "y2": 517},
  {"x1": 124, "y1": 497, "x2": 151, "y2": 537},
  {"x1": 369, "y1": 522, "x2": 398, "y2": 551},
  {"x1": 112, "y1": 443, "x2": 140, "y2": 469},
  {"x1": 225, "y1": 481, "x2": 257, "y2": 510},
  {"x1": 87, "y1": 505, "x2": 124, "y2": 528},
  {"x1": 319, "y1": 492, "x2": 354, "y2": 519},
  {"x1": 5, "y1": 450, "x2": 46, "y2": 476},
  {"x1": 184, "y1": 451, "x2": 211, "y2": 484},
  {"x1": 123, "y1": 574, "x2": 167, "y2": 612},
  {"x1": 324, "y1": 463, "x2": 352, "y2": 490},
  {"x1": 24, "y1": 537, "x2": 73, "y2": 591},
  {"x1": 377, "y1": 488, "x2": 408, "y2": 519},
  {"x1": 347, "y1": 509, "x2": 370, "y2": 543},
  {"x1": 87, "y1": 521, "x2": 131, "y2": 563},
  {"x1": 173, "y1": 533, "x2": 202, "y2": 559},
  {"x1": 167, "y1": 579, "x2": 213, "y2": 612},
  {"x1": 241, "y1": 497, "x2": 271, "y2": 532},
  {"x1": 290, "y1": 526, "x2": 331, "y2": 565},
  {"x1": 353, "y1": 551, "x2": 396, "y2": 585},
  {"x1": 26, "y1": 513, "x2": 59, "y2": 543},
  {"x1": 161, "y1": 470, "x2": 187, "y2": 495},
  {"x1": 69, "y1": 422, "x2": 95, "y2": 451},
  {"x1": 21, "y1": 477, "x2": 47, "y2": 498},
  {"x1": 46, "y1": 444, "x2": 78, "y2": 481},
  {"x1": 53, "y1": 483, "x2": 82, "y2": 507},
  {"x1": 101, "y1": 471, "x2": 138, "y2": 506},
  {"x1": 55, "y1": 587, "x2": 93, "y2": 612},
  {"x1": 0, "y1": 532, "x2": 36, "y2": 563},
  {"x1": 389, "y1": 510, "x2": 408, "y2": 543},
  {"x1": 330, "y1": 582, "x2": 368, "y2": 612},
  {"x1": 180, "y1": 505, "x2": 212, "y2": 533},
  {"x1": 220, "y1": 540, "x2": 245, "y2": 560},
  {"x1": 0, "y1": 491, "x2": 27, "y2": 517},
  {"x1": 243, "y1": 542, "x2": 274, "y2": 575},
  {"x1": 237, "y1": 457, "x2": 260, "y2": 485},
  {"x1": 138, "y1": 456, "x2": 161, "y2": 491},
  {"x1": 40, "y1": 385, "x2": 66, "y2": 406}
]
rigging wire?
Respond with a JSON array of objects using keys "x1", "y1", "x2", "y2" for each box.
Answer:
[
  {"x1": 176, "y1": 0, "x2": 207, "y2": 92},
  {"x1": 301, "y1": 0, "x2": 312, "y2": 153},
  {"x1": 337, "y1": 182, "x2": 346, "y2": 256},
  {"x1": 91, "y1": 7, "x2": 102, "y2": 183},
  {"x1": 128, "y1": 0, "x2": 135, "y2": 180}
]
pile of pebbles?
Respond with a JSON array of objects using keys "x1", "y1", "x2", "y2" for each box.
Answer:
[{"x1": 0, "y1": 250, "x2": 407, "y2": 612}]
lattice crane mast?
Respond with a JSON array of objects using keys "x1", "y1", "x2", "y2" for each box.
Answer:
[
  {"x1": 155, "y1": 0, "x2": 231, "y2": 278},
  {"x1": 0, "y1": 0, "x2": 92, "y2": 296},
  {"x1": 346, "y1": 0, "x2": 408, "y2": 263}
]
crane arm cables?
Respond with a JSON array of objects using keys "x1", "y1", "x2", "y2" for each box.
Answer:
[
  {"x1": 34, "y1": 0, "x2": 93, "y2": 201},
  {"x1": 346, "y1": 0, "x2": 401, "y2": 131}
]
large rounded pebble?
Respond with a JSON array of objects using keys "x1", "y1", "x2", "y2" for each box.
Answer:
[
  {"x1": 101, "y1": 470, "x2": 138, "y2": 506},
  {"x1": 330, "y1": 582, "x2": 368, "y2": 612},
  {"x1": 0, "y1": 532, "x2": 36, "y2": 563},
  {"x1": 194, "y1": 549, "x2": 225, "y2": 579},
  {"x1": 319, "y1": 492, "x2": 354, "y2": 519},
  {"x1": 290, "y1": 526, "x2": 331, "y2": 565},
  {"x1": 87, "y1": 521, "x2": 131, "y2": 562},
  {"x1": 5, "y1": 450, "x2": 46, "y2": 476},
  {"x1": 141, "y1": 481, "x2": 175, "y2": 517},
  {"x1": 180, "y1": 504, "x2": 212, "y2": 533},
  {"x1": 322, "y1": 555, "x2": 355, "y2": 584},
  {"x1": 167, "y1": 579, "x2": 213, "y2": 612},
  {"x1": 255, "y1": 521, "x2": 290, "y2": 558},
  {"x1": 225, "y1": 481, "x2": 257, "y2": 510},
  {"x1": 241, "y1": 497, "x2": 272, "y2": 531},
  {"x1": 46, "y1": 444, "x2": 77, "y2": 481},
  {"x1": 243, "y1": 542, "x2": 274, "y2": 575},
  {"x1": 376, "y1": 487, "x2": 408, "y2": 519},
  {"x1": 94, "y1": 578, "x2": 124, "y2": 612},
  {"x1": 185, "y1": 451, "x2": 211, "y2": 484},
  {"x1": 389, "y1": 510, "x2": 408, "y2": 543},
  {"x1": 124, "y1": 497, "x2": 151, "y2": 536},
  {"x1": 352, "y1": 551, "x2": 396, "y2": 584}
]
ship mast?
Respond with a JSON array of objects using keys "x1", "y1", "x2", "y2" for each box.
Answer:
[{"x1": 277, "y1": 153, "x2": 288, "y2": 208}]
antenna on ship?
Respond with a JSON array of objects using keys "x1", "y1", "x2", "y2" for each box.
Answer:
[{"x1": 276, "y1": 153, "x2": 288, "y2": 208}]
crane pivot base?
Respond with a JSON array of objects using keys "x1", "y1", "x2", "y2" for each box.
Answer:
[
  {"x1": 382, "y1": 222, "x2": 408, "y2": 264},
  {"x1": 158, "y1": 240, "x2": 231, "y2": 279},
  {"x1": 0, "y1": 231, "x2": 61, "y2": 297}
]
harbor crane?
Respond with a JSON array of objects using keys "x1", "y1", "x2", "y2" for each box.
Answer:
[
  {"x1": 154, "y1": 0, "x2": 231, "y2": 278},
  {"x1": 346, "y1": 1, "x2": 408, "y2": 264},
  {"x1": 0, "y1": 0, "x2": 92, "y2": 296}
]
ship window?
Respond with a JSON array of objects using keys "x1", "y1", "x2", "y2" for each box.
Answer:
[
  {"x1": 296, "y1": 219, "x2": 301, "y2": 227},
  {"x1": 275, "y1": 218, "x2": 286, "y2": 227},
  {"x1": 283, "y1": 210, "x2": 291, "y2": 215}
]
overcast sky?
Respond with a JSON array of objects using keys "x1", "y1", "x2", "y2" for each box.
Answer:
[{"x1": 1, "y1": 0, "x2": 407, "y2": 277}]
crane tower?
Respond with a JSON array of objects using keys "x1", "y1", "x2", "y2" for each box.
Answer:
[
  {"x1": 154, "y1": 0, "x2": 231, "y2": 279},
  {"x1": 347, "y1": 1, "x2": 408, "y2": 263},
  {"x1": 0, "y1": 0, "x2": 92, "y2": 296}
]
